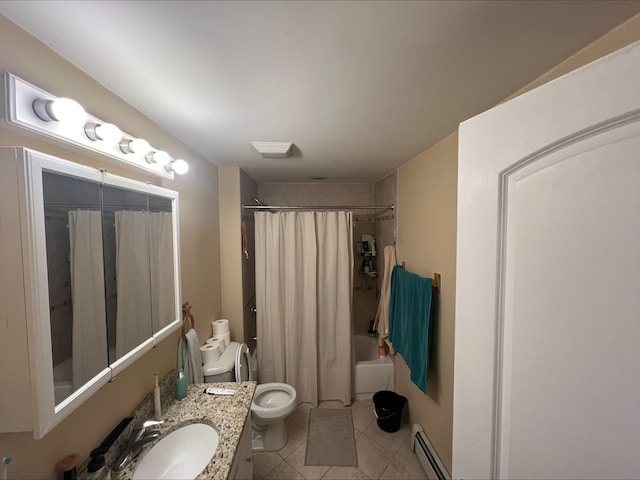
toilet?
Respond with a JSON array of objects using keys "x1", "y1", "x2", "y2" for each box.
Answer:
[
  {"x1": 202, "y1": 343, "x2": 297, "y2": 452},
  {"x1": 251, "y1": 382, "x2": 297, "y2": 451}
]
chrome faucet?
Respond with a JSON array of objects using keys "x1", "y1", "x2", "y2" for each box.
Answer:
[{"x1": 113, "y1": 419, "x2": 163, "y2": 471}]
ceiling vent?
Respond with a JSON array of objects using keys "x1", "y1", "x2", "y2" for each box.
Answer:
[{"x1": 251, "y1": 141, "x2": 293, "y2": 159}]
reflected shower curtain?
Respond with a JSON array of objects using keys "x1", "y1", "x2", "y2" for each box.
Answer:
[
  {"x1": 115, "y1": 210, "x2": 175, "y2": 357},
  {"x1": 255, "y1": 211, "x2": 353, "y2": 406},
  {"x1": 115, "y1": 210, "x2": 152, "y2": 357},
  {"x1": 149, "y1": 212, "x2": 175, "y2": 333},
  {"x1": 68, "y1": 209, "x2": 108, "y2": 389}
]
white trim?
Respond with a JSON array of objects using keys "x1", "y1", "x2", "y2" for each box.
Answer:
[{"x1": 4, "y1": 147, "x2": 182, "y2": 438}]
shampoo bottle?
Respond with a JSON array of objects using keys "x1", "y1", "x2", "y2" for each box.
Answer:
[
  {"x1": 153, "y1": 373, "x2": 162, "y2": 420},
  {"x1": 176, "y1": 368, "x2": 187, "y2": 400}
]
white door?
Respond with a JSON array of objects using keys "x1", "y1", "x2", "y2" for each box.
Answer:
[{"x1": 453, "y1": 41, "x2": 640, "y2": 479}]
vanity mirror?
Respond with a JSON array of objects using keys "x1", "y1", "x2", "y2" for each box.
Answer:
[{"x1": 0, "y1": 147, "x2": 180, "y2": 438}]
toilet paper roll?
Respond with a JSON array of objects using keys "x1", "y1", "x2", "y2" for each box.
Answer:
[
  {"x1": 206, "y1": 336, "x2": 225, "y2": 353},
  {"x1": 213, "y1": 331, "x2": 231, "y2": 347},
  {"x1": 200, "y1": 343, "x2": 221, "y2": 364},
  {"x1": 211, "y1": 319, "x2": 230, "y2": 337}
]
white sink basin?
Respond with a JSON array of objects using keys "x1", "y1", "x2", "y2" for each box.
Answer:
[{"x1": 132, "y1": 423, "x2": 219, "y2": 480}]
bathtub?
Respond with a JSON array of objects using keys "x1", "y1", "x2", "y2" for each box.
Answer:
[
  {"x1": 53, "y1": 357, "x2": 72, "y2": 405},
  {"x1": 354, "y1": 334, "x2": 394, "y2": 400},
  {"x1": 52, "y1": 347, "x2": 115, "y2": 405}
]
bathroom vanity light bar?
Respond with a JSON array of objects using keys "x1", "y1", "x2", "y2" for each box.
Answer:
[{"x1": 1, "y1": 72, "x2": 189, "y2": 178}]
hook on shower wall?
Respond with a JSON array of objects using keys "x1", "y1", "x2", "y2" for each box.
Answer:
[{"x1": 241, "y1": 221, "x2": 249, "y2": 260}]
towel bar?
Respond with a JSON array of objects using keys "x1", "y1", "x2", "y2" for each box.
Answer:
[
  {"x1": 181, "y1": 302, "x2": 195, "y2": 339},
  {"x1": 399, "y1": 262, "x2": 441, "y2": 293}
]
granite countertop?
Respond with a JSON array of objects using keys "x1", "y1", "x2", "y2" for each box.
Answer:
[{"x1": 95, "y1": 371, "x2": 256, "y2": 480}]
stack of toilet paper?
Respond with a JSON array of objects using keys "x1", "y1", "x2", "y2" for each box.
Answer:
[
  {"x1": 199, "y1": 319, "x2": 231, "y2": 364},
  {"x1": 211, "y1": 319, "x2": 231, "y2": 342}
]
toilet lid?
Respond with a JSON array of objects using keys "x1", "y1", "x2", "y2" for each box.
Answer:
[{"x1": 235, "y1": 343, "x2": 252, "y2": 382}]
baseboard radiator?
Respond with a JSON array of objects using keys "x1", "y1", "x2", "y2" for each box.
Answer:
[{"x1": 411, "y1": 424, "x2": 450, "y2": 480}]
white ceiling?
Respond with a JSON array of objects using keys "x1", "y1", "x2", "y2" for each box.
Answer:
[{"x1": 1, "y1": 1, "x2": 639, "y2": 183}]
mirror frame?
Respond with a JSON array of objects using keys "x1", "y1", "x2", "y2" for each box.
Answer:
[{"x1": 20, "y1": 149, "x2": 181, "y2": 438}]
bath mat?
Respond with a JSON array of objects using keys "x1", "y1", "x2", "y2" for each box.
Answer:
[{"x1": 305, "y1": 408, "x2": 358, "y2": 467}]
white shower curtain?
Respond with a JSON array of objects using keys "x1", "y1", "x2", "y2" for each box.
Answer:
[
  {"x1": 115, "y1": 210, "x2": 175, "y2": 357},
  {"x1": 255, "y1": 211, "x2": 353, "y2": 406},
  {"x1": 68, "y1": 209, "x2": 108, "y2": 389}
]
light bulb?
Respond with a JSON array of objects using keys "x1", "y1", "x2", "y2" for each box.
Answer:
[
  {"x1": 94, "y1": 123, "x2": 122, "y2": 144},
  {"x1": 168, "y1": 159, "x2": 189, "y2": 175},
  {"x1": 145, "y1": 150, "x2": 171, "y2": 166},
  {"x1": 85, "y1": 122, "x2": 122, "y2": 143},
  {"x1": 33, "y1": 97, "x2": 86, "y2": 125},
  {"x1": 120, "y1": 137, "x2": 151, "y2": 155},
  {"x1": 129, "y1": 138, "x2": 151, "y2": 155},
  {"x1": 50, "y1": 98, "x2": 86, "y2": 124}
]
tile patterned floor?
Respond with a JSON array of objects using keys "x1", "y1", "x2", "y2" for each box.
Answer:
[{"x1": 252, "y1": 399, "x2": 428, "y2": 480}]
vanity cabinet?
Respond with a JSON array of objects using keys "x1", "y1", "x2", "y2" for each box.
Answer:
[
  {"x1": 229, "y1": 415, "x2": 253, "y2": 480},
  {"x1": 0, "y1": 147, "x2": 181, "y2": 438}
]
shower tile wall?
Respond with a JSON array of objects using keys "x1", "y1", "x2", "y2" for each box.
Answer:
[
  {"x1": 258, "y1": 183, "x2": 375, "y2": 208},
  {"x1": 257, "y1": 183, "x2": 377, "y2": 335},
  {"x1": 374, "y1": 171, "x2": 397, "y2": 294},
  {"x1": 353, "y1": 213, "x2": 377, "y2": 335},
  {"x1": 45, "y1": 208, "x2": 73, "y2": 368},
  {"x1": 240, "y1": 169, "x2": 258, "y2": 352}
]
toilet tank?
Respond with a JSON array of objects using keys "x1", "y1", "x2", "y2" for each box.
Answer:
[{"x1": 203, "y1": 342, "x2": 239, "y2": 382}]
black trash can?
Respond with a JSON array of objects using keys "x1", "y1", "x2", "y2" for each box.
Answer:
[{"x1": 373, "y1": 390, "x2": 407, "y2": 432}]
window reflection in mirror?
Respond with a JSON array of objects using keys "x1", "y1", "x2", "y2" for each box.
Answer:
[{"x1": 42, "y1": 171, "x2": 108, "y2": 406}]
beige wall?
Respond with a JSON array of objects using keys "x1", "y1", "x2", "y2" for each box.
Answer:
[
  {"x1": 396, "y1": 133, "x2": 458, "y2": 469},
  {"x1": 218, "y1": 167, "x2": 245, "y2": 341},
  {"x1": 394, "y1": 13, "x2": 640, "y2": 474},
  {"x1": 0, "y1": 16, "x2": 221, "y2": 479}
]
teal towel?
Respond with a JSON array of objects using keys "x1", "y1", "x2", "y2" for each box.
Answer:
[{"x1": 389, "y1": 265, "x2": 433, "y2": 393}]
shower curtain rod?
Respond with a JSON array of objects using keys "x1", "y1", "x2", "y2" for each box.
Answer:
[{"x1": 243, "y1": 204, "x2": 394, "y2": 211}]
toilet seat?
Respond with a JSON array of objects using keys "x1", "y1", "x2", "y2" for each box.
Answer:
[
  {"x1": 251, "y1": 383, "x2": 297, "y2": 420},
  {"x1": 235, "y1": 343, "x2": 252, "y2": 382},
  {"x1": 203, "y1": 342, "x2": 252, "y2": 383}
]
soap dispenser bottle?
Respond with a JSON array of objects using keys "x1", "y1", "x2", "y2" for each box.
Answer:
[
  {"x1": 86, "y1": 451, "x2": 110, "y2": 480},
  {"x1": 176, "y1": 368, "x2": 187, "y2": 400}
]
